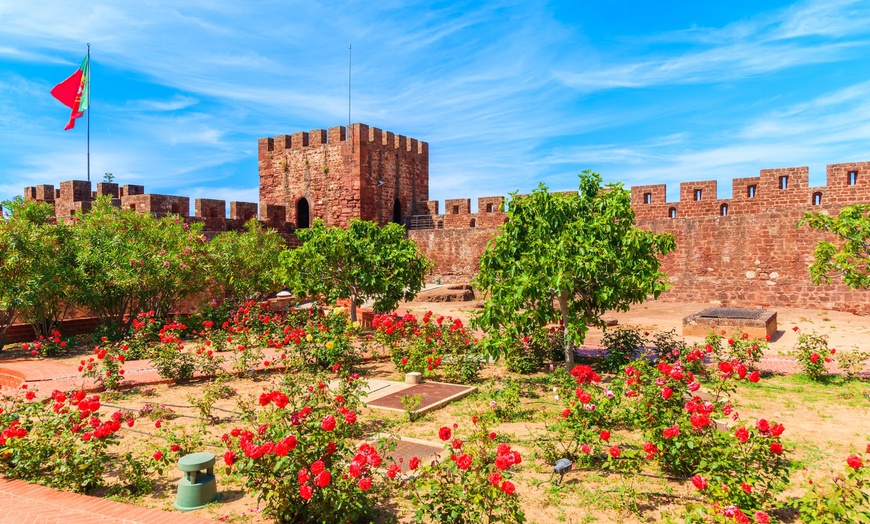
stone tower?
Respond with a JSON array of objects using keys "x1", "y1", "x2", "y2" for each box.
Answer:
[{"x1": 258, "y1": 123, "x2": 429, "y2": 229}]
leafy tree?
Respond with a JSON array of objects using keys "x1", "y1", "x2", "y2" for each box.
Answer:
[
  {"x1": 799, "y1": 204, "x2": 870, "y2": 289},
  {"x1": 72, "y1": 197, "x2": 208, "y2": 336},
  {"x1": 207, "y1": 219, "x2": 285, "y2": 301},
  {"x1": 0, "y1": 197, "x2": 77, "y2": 348},
  {"x1": 277, "y1": 218, "x2": 433, "y2": 322},
  {"x1": 472, "y1": 171, "x2": 676, "y2": 370}
]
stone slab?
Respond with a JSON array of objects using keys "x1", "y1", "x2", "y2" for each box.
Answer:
[{"x1": 365, "y1": 381, "x2": 476, "y2": 415}]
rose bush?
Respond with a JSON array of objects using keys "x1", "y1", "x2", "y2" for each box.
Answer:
[
  {"x1": 377, "y1": 312, "x2": 482, "y2": 383},
  {"x1": 404, "y1": 422, "x2": 525, "y2": 524},
  {"x1": 223, "y1": 371, "x2": 388, "y2": 523},
  {"x1": 0, "y1": 388, "x2": 134, "y2": 492}
]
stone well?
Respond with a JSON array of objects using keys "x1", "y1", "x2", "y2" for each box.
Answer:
[{"x1": 683, "y1": 308, "x2": 777, "y2": 339}]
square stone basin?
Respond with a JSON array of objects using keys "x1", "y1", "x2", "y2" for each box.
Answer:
[{"x1": 683, "y1": 307, "x2": 777, "y2": 339}]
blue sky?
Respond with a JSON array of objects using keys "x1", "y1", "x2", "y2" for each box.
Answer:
[{"x1": 1, "y1": 0, "x2": 870, "y2": 212}]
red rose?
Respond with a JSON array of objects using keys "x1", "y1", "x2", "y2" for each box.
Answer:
[
  {"x1": 358, "y1": 477, "x2": 372, "y2": 490},
  {"x1": 439, "y1": 426, "x2": 452, "y2": 441},
  {"x1": 810, "y1": 353, "x2": 819, "y2": 363},
  {"x1": 224, "y1": 451, "x2": 236, "y2": 466},
  {"x1": 299, "y1": 484, "x2": 313, "y2": 501},
  {"x1": 456, "y1": 454, "x2": 473, "y2": 470},
  {"x1": 152, "y1": 451, "x2": 164, "y2": 461},
  {"x1": 581, "y1": 444, "x2": 592, "y2": 454},
  {"x1": 409, "y1": 456, "x2": 420, "y2": 470},
  {"x1": 661, "y1": 387, "x2": 673, "y2": 400},
  {"x1": 754, "y1": 511, "x2": 770, "y2": 524},
  {"x1": 846, "y1": 454, "x2": 863, "y2": 470},
  {"x1": 691, "y1": 474, "x2": 707, "y2": 490},
  {"x1": 321, "y1": 416, "x2": 336, "y2": 431},
  {"x1": 663, "y1": 426, "x2": 680, "y2": 439},
  {"x1": 741, "y1": 482, "x2": 752, "y2": 493},
  {"x1": 170, "y1": 444, "x2": 180, "y2": 452},
  {"x1": 311, "y1": 460, "x2": 325, "y2": 475},
  {"x1": 735, "y1": 427, "x2": 749, "y2": 443},
  {"x1": 756, "y1": 419, "x2": 770, "y2": 433},
  {"x1": 609, "y1": 446, "x2": 621, "y2": 458},
  {"x1": 387, "y1": 464, "x2": 400, "y2": 479},
  {"x1": 500, "y1": 480, "x2": 516, "y2": 495},
  {"x1": 599, "y1": 430, "x2": 610, "y2": 442},
  {"x1": 315, "y1": 470, "x2": 331, "y2": 488},
  {"x1": 749, "y1": 371, "x2": 760, "y2": 383},
  {"x1": 769, "y1": 442, "x2": 783, "y2": 455}
]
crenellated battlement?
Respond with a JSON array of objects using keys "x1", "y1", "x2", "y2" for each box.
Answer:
[
  {"x1": 405, "y1": 196, "x2": 508, "y2": 230},
  {"x1": 631, "y1": 162, "x2": 870, "y2": 219},
  {"x1": 258, "y1": 124, "x2": 428, "y2": 160},
  {"x1": 23, "y1": 180, "x2": 278, "y2": 235}
]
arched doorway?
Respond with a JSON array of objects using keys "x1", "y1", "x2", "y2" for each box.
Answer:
[
  {"x1": 297, "y1": 198, "x2": 310, "y2": 229},
  {"x1": 392, "y1": 199, "x2": 402, "y2": 224}
]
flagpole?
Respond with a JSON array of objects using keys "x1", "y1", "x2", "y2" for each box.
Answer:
[
  {"x1": 87, "y1": 43, "x2": 90, "y2": 182},
  {"x1": 348, "y1": 43, "x2": 352, "y2": 153}
]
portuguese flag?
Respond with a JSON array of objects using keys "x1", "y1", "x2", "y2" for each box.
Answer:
[{"x1": 50, "y1": 54, "x2": 89, "y2": 130}]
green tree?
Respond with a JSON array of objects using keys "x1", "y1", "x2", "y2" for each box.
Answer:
[
  {"x1": 72, "y1": 197, "x2": 208, "y2": 335},
  {"x1": 799, "y1": 204, "x2": 870, "y2": 289},
  {"x1": 0, "y1": 197, "x2": 77, "y2": 348},
  {"x1": 207, "y1": 219, "x2": 285, "y2": 301},
  {"x1": 277, "y1": 218, "x2": 432, "y2": 322},
  {"x1": 472, "y1": 171, "x2": 676, "y2": 370}
]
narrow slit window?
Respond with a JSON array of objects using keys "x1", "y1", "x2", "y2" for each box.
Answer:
[
  {"x1": 486, "y1": 203, "x2": 494, "y2": 213},
  {"x1": 812, "y1": 192, "x2": 822, "y2": 206},
  {"x1": 470, "y1": 219, "x2": 477, "y2": 228},
  {"x1": 748, "y1": 185, "x2": 756, "y2": 198},
  {"x1": 643, "y1": 193, "x2": 652, "y2": 204},
  {"x1": 779, "y1": 176, "x2": 788, "y2": 189},
  {"x1": 849, "y1": 171, "x2": 858, "y2": 185},
  {"x1": 668, "y1": 207, "x2": 677, "y2": 218},
  {"x1": 452, "y1": 205, "x2": 460, "y2": 214},
  {"x1": 720, "y1": 204, "x2": 728, "y2": 216},
  {"x1": 694, "y1": 189, "x2": 702, "y2": 201}
]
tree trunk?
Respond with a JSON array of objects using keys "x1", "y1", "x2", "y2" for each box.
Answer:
[
  {"x1": 349, "y1": 294, "x2": 358, "y2": 323},
  {"x1": 559, "y1": 292, "x2": 574, "y2": 371}
]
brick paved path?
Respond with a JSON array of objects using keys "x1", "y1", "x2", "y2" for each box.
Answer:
[{"x1": 0, "y1": 477, "x2": 217, "y2": 523}]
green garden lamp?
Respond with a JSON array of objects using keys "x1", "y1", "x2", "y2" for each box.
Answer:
[{"x1": 173, "y1": 452, "x2": 220, "y2": 511}]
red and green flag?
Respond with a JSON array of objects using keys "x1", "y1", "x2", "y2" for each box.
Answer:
[{"x1": 50, "y1": 54, "x2": 89, "y2": 130}]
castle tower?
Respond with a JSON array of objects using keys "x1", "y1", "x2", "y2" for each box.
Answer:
[{"x1": 258, "y1": 123, "x2": 429, "y2": 229}]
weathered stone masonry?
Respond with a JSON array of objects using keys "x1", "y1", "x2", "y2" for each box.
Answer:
[
  {"x1": 631, "y1": 162, "x2": 870, "y2": 314},
  {"x1": 22, "y1": 123, "x2": 870, "y2": 314}
]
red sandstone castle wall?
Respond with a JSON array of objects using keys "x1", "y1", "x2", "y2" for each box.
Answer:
[
  {"x1": 258, "y1": 124, "x2": 428, "y2": 228},
  {"x1": 630, "y1": 162, "x2": 870, "y2": 314},
  {"x1": 411, "y1": 162, "x2": 870, "y2": 315}
]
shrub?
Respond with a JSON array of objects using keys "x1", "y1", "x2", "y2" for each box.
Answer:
[
  {"x1": 598, "y1": 327, "x2": 645, "y2": 374},
  {"x1": 223, "y1": 372, "x2": 388, "y2": 523},
  {"x1": 836, "y1": 349, "x2": 869, "y2": 380},
  {"x1": 791, "y1": 446, "x2": 870, "y2": 523},
  {"x1": 705, "y1": 329, "x2": 767, "y2": 370},
  {"x1": 505, "y1": 327, "x2": 562, "y2": 374},
  {"x1": 404, "y1": 423, "x2": 526, "y2": 524},
  {"x1": 793, "y1": 328, "x2": 832, "y2": 380},
  {"x1": 380, "y1": 312, "x2": 482, "y2": 383},
  {"x1": 21, "y1": 330, "x2": 74, "y2": 358},
  {"x1": 0, "y1": 389, "x2": 134, "y2": 493},
  {"x1": 79, "y1": 345, "x2": 127, "y2": 391}
]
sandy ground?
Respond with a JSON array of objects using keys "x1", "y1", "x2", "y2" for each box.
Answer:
[
  {"x1": 400, "y1": 296, "x2": 870, "y2": 355},
  {"x1": 2, "y1": 296, "x2": 869, "y2": 523}
]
